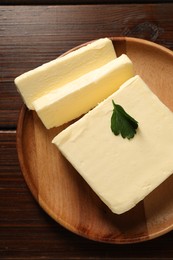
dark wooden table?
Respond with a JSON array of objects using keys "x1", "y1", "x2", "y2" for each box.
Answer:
[{"x1": 1, "y1": 2, "x2": 173, "y2": 259}]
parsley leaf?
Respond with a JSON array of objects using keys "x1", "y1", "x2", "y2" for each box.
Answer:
[{"x1": 111, "y1": 100, "x2": 138, "y2": 140}]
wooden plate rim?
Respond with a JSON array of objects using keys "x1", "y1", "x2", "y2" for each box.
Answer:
[{"x1": 16, "y1": 37, "x2": 173, "y2": 244}]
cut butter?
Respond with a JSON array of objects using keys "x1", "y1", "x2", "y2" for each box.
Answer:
[
  {"x1": 33, "y1": 54, "x2": 134, "y2": 129},
  {"x1": 14, "y1": 37, "x2": 116, "y2": 109},
  {"x1": 52, "y1": 75, "x2": 173, "y2": 215}
]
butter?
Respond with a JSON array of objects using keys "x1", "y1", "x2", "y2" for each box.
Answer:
[
  {"x1": 52, "y1": 75, "x2": 173, "y2": 214},
  {"x1": 33, "y1": 54, "x2": 134, "y2": 129},
  {"x1": 14, "y1": 38, "x2": 116, "y2": 109}
]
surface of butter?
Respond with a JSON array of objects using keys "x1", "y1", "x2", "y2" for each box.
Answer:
[
  {"x1": 52, "y1": 75, "x2": 173, "y2": 214},
  {"x1": 15, "y1": 38, "x2": 116, "y2": 109},
  {"x1": 33, "y1": 54, "x2": 134, "y2": 129}
]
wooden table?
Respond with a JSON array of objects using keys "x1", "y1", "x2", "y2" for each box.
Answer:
[{"x1": 1, "y1": 2, "x2": 173, "y2": 259}]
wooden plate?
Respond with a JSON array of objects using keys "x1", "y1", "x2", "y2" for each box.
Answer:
[{"x1": 16, "y1": 37, "x2": 173, "y2": 244}]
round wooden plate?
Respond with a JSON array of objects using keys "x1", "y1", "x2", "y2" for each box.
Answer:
[{"x1": 17, "y1": 37, "x2": 173, "y2": 244}]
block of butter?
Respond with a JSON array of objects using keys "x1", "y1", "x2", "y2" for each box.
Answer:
[
  {"x1": 14, "y1": 38, "x2": 116, "y2": 109},
  {"x1": 33, "y1": 54, "x2": 134, "y2": 129},
  {"x1": 52, "y1": 75, "x2": 173, "y2": 214}
]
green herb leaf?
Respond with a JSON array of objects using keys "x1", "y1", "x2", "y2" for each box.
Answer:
[{"x1": 111, "y1": 100, "x2": 138, "y2": 140}]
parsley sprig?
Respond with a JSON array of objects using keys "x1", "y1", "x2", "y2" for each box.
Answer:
[{"x1": 111, "y1": 100, "x2": 138, "y2": 140}]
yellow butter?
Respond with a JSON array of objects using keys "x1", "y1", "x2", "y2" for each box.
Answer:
[
  {"x1": 33, "y1": 54, "x2": 134, "y2": 129},
  {"x1": 53, "y1": 75, "x2": 173, "y2": 214},
  {"x1": 15, "y1": 38, "x2": 116, "y2": 109}
]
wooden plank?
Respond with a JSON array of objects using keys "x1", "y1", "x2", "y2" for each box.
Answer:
[
  {"x1": 1, "y1": 3, "x2": 173, "y2": 259},
  {"x1": 2, "y1": 0, "x2": 173, "y2": 4},
  {"x1": 1, "y1": 4, "x2": 173, "y2": 130}
]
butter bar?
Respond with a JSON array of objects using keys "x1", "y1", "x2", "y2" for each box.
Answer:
[
  {"x1": 33, "y1": 54, "x2": 134, "y2": 129},
  {"x1": 15, "y1": 38, "x2": 116, "y2": 109},
  {"x1": 52, "y1": 75, "x2": 173, "y2": 214}
]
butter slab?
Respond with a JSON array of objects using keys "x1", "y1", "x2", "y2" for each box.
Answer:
[
  {"x1": 14, "y1": 38, "x2": 116, "y2": 109},
  {"x1": 52, "y1": 75, "x2": 173, "y2": 214},
  {"x1": 33, "y1": 54, "x2": 134, "y2": 129}
]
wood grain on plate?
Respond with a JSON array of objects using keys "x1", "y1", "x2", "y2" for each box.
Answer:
[{"x1": 16, "y1": 37, "x2": 173, "y2": 244}]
